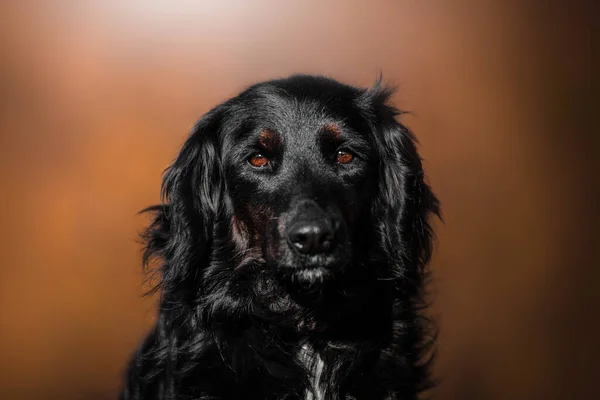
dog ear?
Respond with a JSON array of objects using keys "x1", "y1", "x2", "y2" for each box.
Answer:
[
  {"x1": 141, "y1": 107, "x2": 225, "y2": 299},
  {"x1": 359, "y1": 80, "x2": 440, "y2": 281},
  {"x1": 360, "y1": 80, "x2": 441, "y2": 393}
]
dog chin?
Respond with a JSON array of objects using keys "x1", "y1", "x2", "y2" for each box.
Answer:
[
  {"x1": 279, "y1": 266, "x2": 331, "y2": 301},
  {"x1": 276, "y1": 256, "x2": 351, "y2": 301}
]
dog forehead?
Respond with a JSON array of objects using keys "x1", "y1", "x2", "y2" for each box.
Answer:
[
  {"x1": 280, "y1": 104, "x2": 332, "y2": 149},
  {"x1": 223, "y1": 79, "x2": 373, "y2": 158},
  {"x1": 233, "y1": 94, "x2": 339, "y2": 147}
]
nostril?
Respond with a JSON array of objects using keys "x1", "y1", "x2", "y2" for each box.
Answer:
[
  {"x1": 289, "y1": 227, "x2": 313, "y2": 253},
  {"x1": 319, "y1": 231, "x2": 334, "y2": 250},
  {"x1": 290, "y1": 232, "x2": 308, "y2": 250}
]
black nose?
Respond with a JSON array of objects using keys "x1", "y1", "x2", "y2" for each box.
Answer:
[{"x1": 287, "y1": 220, "x2": 336, "y2": 254}]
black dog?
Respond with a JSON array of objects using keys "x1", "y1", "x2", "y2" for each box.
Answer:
[{"x1": 121, "y1": 75, "x2": 440, "y2": 400}]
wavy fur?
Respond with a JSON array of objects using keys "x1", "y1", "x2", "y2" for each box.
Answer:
[{"x1": 121, "y1": 75, "x2": 440, "y2": 400}]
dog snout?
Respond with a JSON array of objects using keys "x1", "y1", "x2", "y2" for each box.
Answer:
[{"x1": 287, "y1": 220, "x2": 336, "y2": 255}]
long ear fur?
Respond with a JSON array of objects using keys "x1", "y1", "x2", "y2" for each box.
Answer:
[
  {"x1": 359, "y1": 79, "x2": 440, "y2": 284},
  {"x1": 358, "y1": 78, "x2": 441, "y2": 394},
  {"x1": 141, "y1": 107, "x2": 225, "y2": 309},
  {"x1": 122, "y1": 109, "x2": 225, "y2": 400}
]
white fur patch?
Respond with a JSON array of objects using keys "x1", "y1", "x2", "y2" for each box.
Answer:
[{"x1": 298, "y1": 343, "x2": 325, "y2": 400}]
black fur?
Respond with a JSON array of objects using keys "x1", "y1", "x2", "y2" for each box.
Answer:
[{"x1": 121, "y1": 75, "x2": 440, "y2": 400}]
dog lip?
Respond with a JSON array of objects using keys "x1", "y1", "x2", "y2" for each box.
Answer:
[
  {"x1": 295, "y1": 252, "x2": 350, "y2": 270},
  {"x1": 281, "y1": 259, "x2": 345, "y2": 272},
  {"x1": 277, "y1": 258, "x2": 349, "y2": 282}
]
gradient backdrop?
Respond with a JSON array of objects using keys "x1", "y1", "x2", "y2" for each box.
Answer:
[{"x1": 0, "y1": 1, "x2": 596, "y2": 399}]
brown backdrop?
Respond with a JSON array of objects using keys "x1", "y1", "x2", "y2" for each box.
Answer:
[{"x1": 0, "y1": 1, "x2": 596, "y2": 399}]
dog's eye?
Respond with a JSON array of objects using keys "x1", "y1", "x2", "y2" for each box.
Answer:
[
  {"x1": 336, "y1": 151, "x2": 354, "y2": 164},
  {"x1": 249, "y1": 154, "x2": 270, "y2": 168}
]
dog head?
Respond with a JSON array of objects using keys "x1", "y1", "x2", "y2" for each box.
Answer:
[{"x1": 143, "y1": 75, "x2": 439, "y2": 326}]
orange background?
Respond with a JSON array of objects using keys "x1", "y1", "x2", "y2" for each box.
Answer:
[{"x1": 0, "y1": 1, "x2": 596, "y2": 399}]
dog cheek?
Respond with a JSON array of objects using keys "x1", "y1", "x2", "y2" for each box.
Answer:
[
  {"x1": 340, "y1": 191, "x2": 363, "y2": 225},
  {"x1": 231, "y1": 215, "x2": 250, "y2": 252},
  {"x1": 263, "y1": 213, "x2": 284, "y2": 262},
  {"x1": 235, "y1": 202, "x2": 281, "y2": 260}
]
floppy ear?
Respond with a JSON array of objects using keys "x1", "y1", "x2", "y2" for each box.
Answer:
[
  {"x1": 141, "y1": 107, "x2": 225, "y2": 302},
  {"x1": 359, "y1": 82, "x2": 440, "y2": 283},
  {"x1": 360, "y1": 80, "x2": 441, "y2": 393}
]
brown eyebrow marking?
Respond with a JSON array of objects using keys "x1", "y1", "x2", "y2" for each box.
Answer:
[
  {"x1": 320, "y1": 123, "x2": 342, "y2": 140},
  {"x1": 318, "y1": 123, "x2": 343, "y2": 151},
  {"x1": 258, "y1": 128, "x2": 281, "y2": 151}
]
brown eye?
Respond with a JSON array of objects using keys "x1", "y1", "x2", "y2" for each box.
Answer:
[
  {"x1": 249, "y1": 154, "x2": 269, "y2": 167},
  {"x1": 336, "y1": 151, "x2": 354, "y2": 164}
]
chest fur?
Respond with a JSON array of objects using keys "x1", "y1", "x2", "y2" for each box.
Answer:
[{"x1": 298, "y1": 344, "x2": 325, "y2": 400}]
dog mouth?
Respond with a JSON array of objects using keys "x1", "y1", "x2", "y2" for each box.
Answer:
[
  {"x1": 274, "y1": 255, "x2": 349, "y2": 302},
  {"x1": 277, "y1": 266, "x2": 331, "y2": 302}
]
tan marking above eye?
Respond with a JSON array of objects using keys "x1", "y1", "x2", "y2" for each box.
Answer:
[
  {"x1": 337, "y1": 151, "x2": 354, "y2": 164},
  {"x1": 258, "y1": 128, "x2": 281, "y2": 151},
  {"x1": 322, "y1": 123, "x2": 342, "y2": 139},
  {"x1": 249, "y1": 154, "x2": 269, "y2": 167}
]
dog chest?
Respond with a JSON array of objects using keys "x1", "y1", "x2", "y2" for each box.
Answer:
[{"x1": 298, "y1": 343, "x2": 325, "y2": 400}]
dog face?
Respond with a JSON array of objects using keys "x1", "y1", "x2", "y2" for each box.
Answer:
[
  {"x1": 144, "y1": 75, "x2": 438, "y2": 321},
  {"x1": 221, "y1": 85, "x2": 377, "y2": 292}
]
